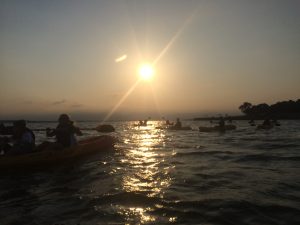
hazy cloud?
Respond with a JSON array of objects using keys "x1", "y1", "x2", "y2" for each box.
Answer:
[
  {"x1": 115, "y1": 54, "x2": 127, "y2": 63},
  {"x1": 71, "y1": 104, "x2": 83, "y2": 108},
  {"x1": 52, "y1": 99, "x2": 67, "y2": 105}
]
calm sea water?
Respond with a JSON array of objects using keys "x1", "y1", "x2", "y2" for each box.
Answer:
[{"x1": 0, "y1": 120, "x2": 300, "y2": 225}]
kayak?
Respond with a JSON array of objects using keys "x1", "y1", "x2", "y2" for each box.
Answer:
[
  {"x1": 156, "y1": 126, "x2": 192, "y2": 130},
  {"x1": 167, "y1": 126, "x2": 192, "y2": 131},
  {"x1": 0, "y1": 135, "x2": 116, "y2": 170},
  {"x1": 256, "y1": 124, "x2": 273, "y2": 130},
  {"x1": 199, "y1": 125, "x2": 236, "y2": 132}
]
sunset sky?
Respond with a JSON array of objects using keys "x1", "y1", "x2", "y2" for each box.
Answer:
[{"x1": 1, "y1": 0, "x2": 299, "y2": 120}]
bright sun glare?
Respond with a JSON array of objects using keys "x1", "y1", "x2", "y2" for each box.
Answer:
[{"x1": 139, "y1": 64, "x2": 154, "y2": 81}]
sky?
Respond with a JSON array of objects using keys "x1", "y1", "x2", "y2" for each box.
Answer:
[{"x1": 1, "y1": 0, "x2": 299, "y2": 120}]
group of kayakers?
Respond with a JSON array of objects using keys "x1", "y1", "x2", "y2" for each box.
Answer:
[
  {"x1": 249, "y1": 118, "x2": 280, "y2": 127},
  {"x1": 0, "y1": 114, "x2": 82, "y2": 155},
  {"x1": 208, "y1": 116, "x2": 280, "y2": 129},
  {"x1": 0, "y1": 114, "x2": 282, "y2": 156},
  {"x1": 165, "y1": 117, "x2": 228, "y2": 130},
  {"x1": 160, "y1": 118, "x2": 182, "y2": 128},
  {"x1": 198, "y1": 116, "x2": 281, "y2": 132},
  {"x1": 137, "y1": 119, "x2": 148, "y2": 126}
]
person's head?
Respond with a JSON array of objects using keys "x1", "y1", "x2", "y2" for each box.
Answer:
[
  {"x1": 13, "y1": 120, "x2": 26, "y2": 129},
  {"x1": 13, "y1": 120, "x2": 26, "y2": 135},
  {"x1": 58, "y1": 114, "x2": 72, "y2": 125}
]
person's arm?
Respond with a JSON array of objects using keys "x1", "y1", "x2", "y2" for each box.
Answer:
[
  {"x1": 46, "y1": 128, "x2": 56, "y2": 137},
  {"x1": 74, "y1": 127, "x2": 83, "y2": 136},
  {"x1": 22, "y1": 132, "x2": 34, "y2": 144}
]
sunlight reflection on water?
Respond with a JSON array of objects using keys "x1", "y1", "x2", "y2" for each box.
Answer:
[{"x1": 121, "y1": 122, "x2": 172, "y2": 223}]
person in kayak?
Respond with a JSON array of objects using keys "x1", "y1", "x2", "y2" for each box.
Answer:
[
  {"x1": 173, "y1": 118, "x2": 182, "y2": 128},
  {"x1": 272, "y1": 119, "x2": 280, "y2": 126},
  {"x1": 218, "y1": 117, "x2": 225, "y2": 128},
  {"x1": 46, "y1": 114, "x2": 82, "y2": 148},
  {"x1": 262, "y1": 118, "x2": 271, "y2": 126},
  {"x1": 138, "y1": 120, "x2": 144, "y2": 126},
  {"x1": 1, "y1": 120, "x2": 36, "y2": 155},
  {"x1": 165, "y1": 120, "x2": 173, "y2": 126},
  {"x1": 249, "y1": 119, "x2": 255, "y2": 126},
  {"x1": 143, "y1": 119, "x2": 148, "y2": 126}
]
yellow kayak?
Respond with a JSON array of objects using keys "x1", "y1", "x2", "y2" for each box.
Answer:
[{"x1": 0, "y1": 135, "x2": 116, "y2": 170}]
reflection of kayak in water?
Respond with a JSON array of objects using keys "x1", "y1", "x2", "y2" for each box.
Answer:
[
  {"x1": 0, "y1": 135, "x2": 116, "y2": 170},
  {"x1": 199, "y1": 125, "x2": 236, "y2": 132},
  {"x1": 256, "y1": 124, "x2": 273, "y2": 130}
]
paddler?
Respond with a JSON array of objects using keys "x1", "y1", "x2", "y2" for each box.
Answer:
[
  {"x1": 173, "y1": 118, "x2": 182, "y2": 128},
  {"x1": 1, "y1": 120, "x2": 35, "y2": 155},
  {"x1": 46, "y1": 114, "x2": 82, "y2": 148}
]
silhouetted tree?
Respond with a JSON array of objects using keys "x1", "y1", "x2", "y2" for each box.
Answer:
[
  {"x1": 239, "y1": 99, "x2": 300, "y2": 118},
  {"x1": 251, "y1": 103, "x2": 270, "y2": 116},
  {"x1": 239, "y1": 102, "x2": 253, "y2": 115}
]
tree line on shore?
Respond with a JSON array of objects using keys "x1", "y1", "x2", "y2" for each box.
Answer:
[
  {"x1": 238, "y1": 99, "x2": 300, "y2": 119},
  {"x1": 194, "y1": 99, "x2": 300, "y2": 121}
]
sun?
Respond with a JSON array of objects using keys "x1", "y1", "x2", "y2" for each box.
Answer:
[{"x1": 138, "y1": 64, "x2": 154, "y2": 81}]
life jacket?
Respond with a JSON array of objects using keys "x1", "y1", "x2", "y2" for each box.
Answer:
[
  {"x1": 55, "y1": 123, "x2": 77, "y2": 147},
  {"x1": 25, "y1": 128, "x2": 35, "y2": 144}
]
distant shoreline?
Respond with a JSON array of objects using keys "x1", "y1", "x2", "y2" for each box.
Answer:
[
  {"x1": 1, "y1": 113, "x2": 300, "y2": 123},
  {"x1": 193, "y1": 114, "x2": 300, "y2": 121}
]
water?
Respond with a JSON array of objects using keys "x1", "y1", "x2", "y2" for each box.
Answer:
[{"x1": 1, "y1": 120, "x2": 300, "y2": 225}]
